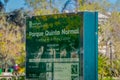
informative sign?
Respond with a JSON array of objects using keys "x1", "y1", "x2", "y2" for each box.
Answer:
[{"x1": 26, "y1": 13, "x2": 83, "y2": 80}]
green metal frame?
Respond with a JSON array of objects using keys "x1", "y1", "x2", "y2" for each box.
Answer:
[{"x1": 83, "y1": 12, "x2": 98, "y2": 80}]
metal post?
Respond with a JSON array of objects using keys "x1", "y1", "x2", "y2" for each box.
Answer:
[
  {"x1": 82, "y1": 0, "x2": 84, "y2": 5},
  {"x1": 109, "y1": 41, "x2": 112, "y2": 79},
  {"x1": 110, "y1": 41, "x2": 112, "y2": 67}
]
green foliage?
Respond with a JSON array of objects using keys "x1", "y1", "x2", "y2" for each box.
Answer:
[
  {"x1": 25, "y1": 0, "x2": 59, "y2": 15},
  {"x1": 98, "y1": 54, "x2": 109, "y2": 79},
  {"x1": 0, "y1": 11, "x2": 25, "y2": 70},
  {"x1": 7, "y1": 9, "x2": 25, "y2": 27}
]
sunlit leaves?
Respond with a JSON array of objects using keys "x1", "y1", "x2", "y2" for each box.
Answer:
[
  {"x1": 98, "y1": 54, "x2": 110, "y2": 79},
  {"x1": 0, "y1": 15, "x2": 25, "y2": 68}
]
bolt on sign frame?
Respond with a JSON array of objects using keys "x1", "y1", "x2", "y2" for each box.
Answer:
[{"x1": 26, "y1": 12, "x2": 98, "y2": 80}]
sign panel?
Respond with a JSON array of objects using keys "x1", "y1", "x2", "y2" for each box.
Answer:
[
  {"x1": 54, "y1": 63, "x2": 79, "y2": 80},
  {"x1": 26, "y1": 13, "x2": 83, "y2": 80}
]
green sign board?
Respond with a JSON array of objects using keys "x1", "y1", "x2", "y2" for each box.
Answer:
[{"x1": 26, "y1": 13, "x2": 83, "y2": 80}]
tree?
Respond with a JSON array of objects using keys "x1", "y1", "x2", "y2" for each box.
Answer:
[
  {"x1": 0, "y1": 14, "x2": 25, "y2": 69},
  {"x1": 0, "y1": 1, "x2": 26, "y2": 71},
  {"x1": 6, "y1": 9, "x2": 25, "y2": 27},
  {"x1": 25, "y1": 0, "x2": 59, "y2": 15},
  {"x1": 96, "y1": 5, "x2": 120, "y2": 80}
]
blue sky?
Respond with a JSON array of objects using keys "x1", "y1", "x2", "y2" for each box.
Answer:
[
  {"x1": 6, "y1": 0, "x2": 27, "y2": 10},
  {"x1": 108, "y1": 0, "x2": 117, "y2": 4},
  {"x1": 1, "y1": 0, "x2": 118, "y2": 12},
  {"x1": 1, "y1": 0, "x2": 27, "y2": 12}
]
